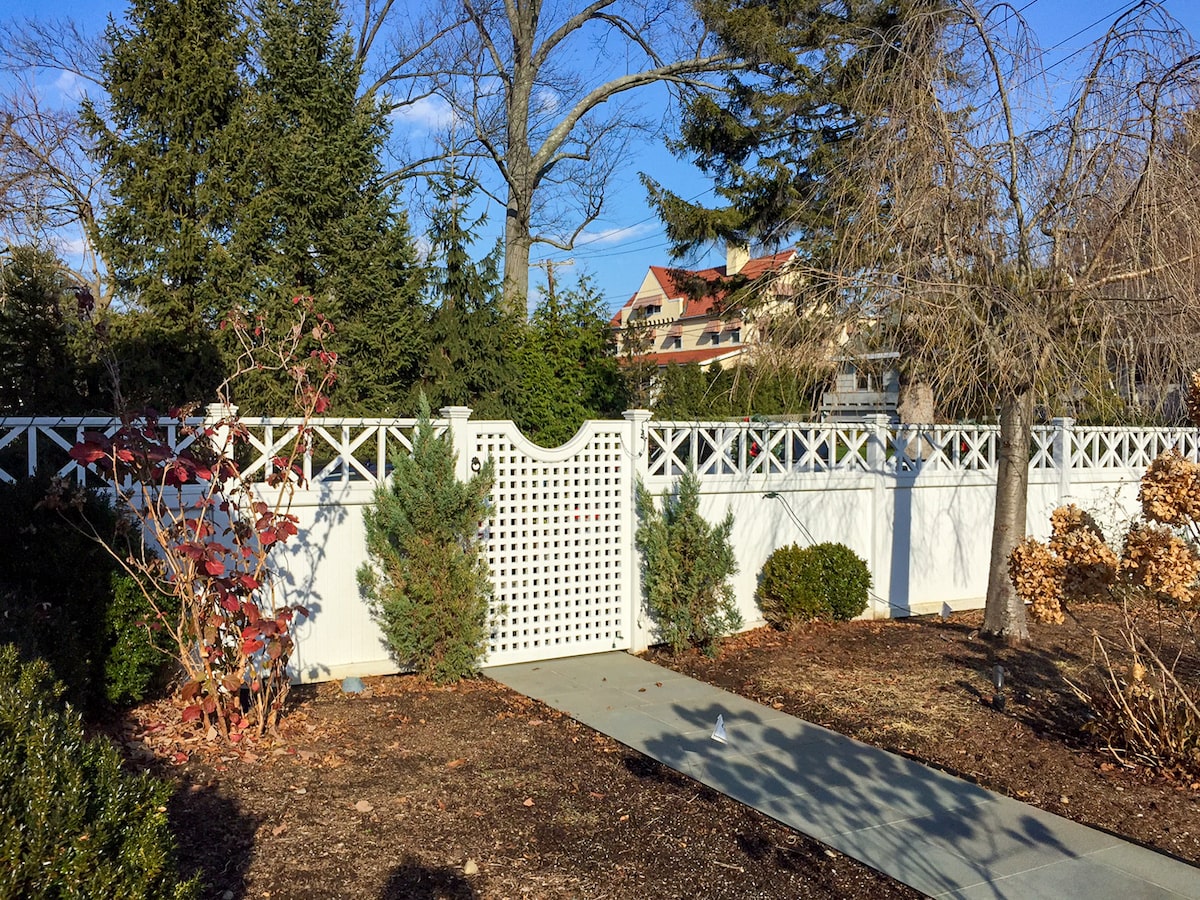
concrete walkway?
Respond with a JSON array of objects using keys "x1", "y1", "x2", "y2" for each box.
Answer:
[{"x1": 486, "y1": 651, "x2": 1200, "y2": 900}]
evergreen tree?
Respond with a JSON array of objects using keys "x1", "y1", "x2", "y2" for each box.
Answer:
[
  {"x1": 635, "y1": 470, "x2": 740, "y2": 656},
  {"x1": 414, "y1": 175, "x2": 520, "y2": 419},
  {"x1": 515, "y1": 275, "x2": 627, "y2": 446},
  {"x1": 652, "y1": 363, "x2": 728, "y2": 421},
  {"x1": 359, "y1": 396, "x2": 494, "y2": 683},
  {"x1": 82, "y1": 0, "x2": 245, "y2": 406},
  {"x1": 645, "y1": 0, "x2": 940, "y2": 257},
  {"x1": 229, "y1": 0, "x2": 425, "y2": 414},
  {"x1": 0, "y1": 247, "x2": 99, "y2": 413}
]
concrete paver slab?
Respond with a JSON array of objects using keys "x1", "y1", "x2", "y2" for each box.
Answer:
[
  {"x1": 1083, "y1": 844, "x2": 1200, "y2": 897},
  {"x1": 944, "y1": 854, "x2": 1198, "y2": 900},
  {"x1": 486, "y1": 651, "x2": 1200, "y2": 899}
]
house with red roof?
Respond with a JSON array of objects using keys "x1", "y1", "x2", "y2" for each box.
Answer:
[{"x1": 610, "y1": 244, "x2": 797, "y2": 370}]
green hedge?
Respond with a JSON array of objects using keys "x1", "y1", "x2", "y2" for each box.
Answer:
[
  {"x1": 0, "y1": 477, "x2": 173, "y2": 711},
  {"x1": 0, "y1": 646, "x2": 199, "y2": 899}
]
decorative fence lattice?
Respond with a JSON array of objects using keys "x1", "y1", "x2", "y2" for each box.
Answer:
[
  {"x1": 0, "y1": 416, "x2": 431, "y2": 487},
  {"x1": 1070, "y1": 427, "x2": 1200, "y2": 470},
  {"x1": 9, "y1": 416, "x2": 1196, "y2": 487}
]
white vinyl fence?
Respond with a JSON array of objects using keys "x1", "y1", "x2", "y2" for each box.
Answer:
[{"x1": 2, "y1": 411, "x2": 1192, "y2": 682}]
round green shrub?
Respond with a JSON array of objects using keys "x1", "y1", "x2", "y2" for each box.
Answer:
[
  {"x1": 755, "y1": 544, "x2": 827, "y2": 628},
  {"x1": 0, "y1": 645, "x2": 199, "y2": 898},
  {"x1": 757, "y1": 542, "x2": 871, "y2": 628}
]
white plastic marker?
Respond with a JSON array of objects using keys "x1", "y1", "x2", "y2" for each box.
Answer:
[{"x1": 711, "y1": 714, "x2": 727, "y2": 744}]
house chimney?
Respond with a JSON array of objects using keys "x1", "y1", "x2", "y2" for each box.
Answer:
[{"x1": 726, "y1": 242, "x2": 750, "y2": 276}]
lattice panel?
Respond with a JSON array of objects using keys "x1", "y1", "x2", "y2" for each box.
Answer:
[
  {"x1": 646, "y1": 422, "x2": 871, "y2": 477},
  {"x1": 891, "y1": 425, "x2": 999, "y2": 473},
  {"x1": 0, "y1": 416, "x2": 440, "y2": 488},
  {"x1": 1071, "y1": 427, "x2": 1200, "y2": 469},
  {"x1": 0, "y1": 417, "x2": 199, "y2": 486},
  {"x1": 477, "y1": 423, "x2": 632, "y2": 665}
]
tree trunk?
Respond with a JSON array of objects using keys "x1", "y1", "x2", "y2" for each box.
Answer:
[
  {"x1": 502, "y1": 201, "x2": 531, "y2": 317},
  {"x1": 982, "y1": 388, "x2": 1033, "y2": 642},
  {"x1": 502, "y1": 55, "x2": 534, "y2": 319}
]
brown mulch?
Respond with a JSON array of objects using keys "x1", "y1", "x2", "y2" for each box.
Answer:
[
  {"x1": 126, "y1": 677, "x2": 918, "y2": 900},
  {"x1": 649, "y1": 603, "x2": 1200, "y2": 867},
  {"x1": 119, "y1": 602, "x2": 1200, "y2": 899}
]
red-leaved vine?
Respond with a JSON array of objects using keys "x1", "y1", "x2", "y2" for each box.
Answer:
[{"x1": 62, "y1": 298, "x2": 336, "y2": 740}]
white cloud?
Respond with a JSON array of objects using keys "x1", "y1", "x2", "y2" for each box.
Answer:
[
  {"x1": 577, "y1": 221, "x2": 657, "y2": 247},
  {"x1": 534, "y1": 88, "x2": 560, "y2": 114},
  {"x1": 389, "y1": 96, "x2": 456, "y2": 133},
  {"x1": 53, "y1": 233, "x2": 90, "y2": 258},
  {"x1": 53, "y1": 70, "x2": 87, "y2": 102}
]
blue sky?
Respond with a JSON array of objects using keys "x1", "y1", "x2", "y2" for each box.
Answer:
[{"x1": 5, "y1": 0, "x2": 1199, "y2": 314}]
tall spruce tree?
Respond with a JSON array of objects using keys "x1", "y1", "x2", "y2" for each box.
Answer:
[
  {"x1": 644, "y1": 0, "x2": 937, "y2": 257},
  {"x1": 82, "y1": 0, "x2": 245, "y2": 407},
  {"x1": 229, "y1": 0, "x2": 424, "y2": 413},
  {"x1": 414, "y1": 175, "x2": 520, "y2": 419}
]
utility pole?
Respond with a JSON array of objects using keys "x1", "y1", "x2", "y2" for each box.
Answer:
[{"x1": 531, "y1": 258, "x2": 574, "y2": 306}]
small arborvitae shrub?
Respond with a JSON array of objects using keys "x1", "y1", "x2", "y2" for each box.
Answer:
[
  {"x1": 757, "y1": 542, "x2": 871, "y2": 628},
  {"x1": 360, "y1": 398, "x2": 495, "y2": 683},
  {"x1": 635, "y1": 470, "x2": 740, "y2": 655},
  {"x1": 0, "y1": 645, "x2": 199, "y2": 899}
]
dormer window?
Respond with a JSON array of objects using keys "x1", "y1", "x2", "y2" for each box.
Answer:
[{"x1": 643, "y1": 304, "x2": 661, "y2": 316}]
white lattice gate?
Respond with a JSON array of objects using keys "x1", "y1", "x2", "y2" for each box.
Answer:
[{"x1": 469, "y1": 418, "x2": 638, "y2": 666}]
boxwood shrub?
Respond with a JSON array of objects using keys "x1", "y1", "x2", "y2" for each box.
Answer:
[
  {"x1": 757, "y1": 542, "x2": 871, "y2": 628},
  {"x1": 0, "y1": 645, "x2": 199, "y2": 898}
]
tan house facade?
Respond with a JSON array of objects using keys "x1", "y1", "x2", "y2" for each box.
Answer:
[{"x1": 610, "y1": 245, "x2": 797, "y2": 370}]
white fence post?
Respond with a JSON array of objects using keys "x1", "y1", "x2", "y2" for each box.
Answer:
[
  {"x1": 623, "y1": 409, "x2": 653, "y2": 652},
  {"x1": 440, "y1": 406, "x2": 474, "y2": 482},
  {"x1": 1052, "y1": 417, "x2": 1074, "y2": 503},
  {"x1": 205, "y1": 403, "x2": 238, "y2": 457},
  {"x1": 865, "y1": 414, "x2": 892, "y2": 620}
]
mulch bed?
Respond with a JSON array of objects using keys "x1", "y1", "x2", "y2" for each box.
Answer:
[
  {"x1": 126, "y1": 677, "x2": 918, "y2": 899},
  {"x1": 649, "y1": 603, "x2": 1200, "y2": 866},
  {"x1": 118, "y1": 602, "x2": 1200, "y2": 898}
]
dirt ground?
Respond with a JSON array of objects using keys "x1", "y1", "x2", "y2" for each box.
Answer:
[{"x1": 122, "y1": 602, "x2": 1200, "y2": 899}]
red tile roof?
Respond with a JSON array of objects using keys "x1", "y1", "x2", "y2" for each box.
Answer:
[
  {"x1": 619, "y1": 346, "x2": 746, "y2": 367},
  {"x1": 640, "y1": 250, "x2": 795, "y2": 319}
]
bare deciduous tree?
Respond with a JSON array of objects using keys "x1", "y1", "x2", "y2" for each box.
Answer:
[
  {"x1": 357, "y1": 0, "x2": 732, "y2": 313},
  {"x1": 0, "y1": 19, "x2": 109, "y2": 306},
  {"x1": 798, "y1": 0, "x2": 1200, "y2": 640}
]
